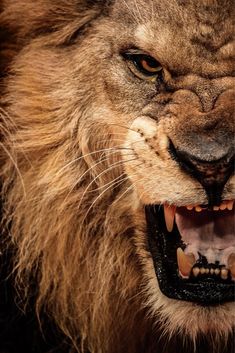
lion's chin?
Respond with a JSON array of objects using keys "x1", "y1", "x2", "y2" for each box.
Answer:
[
  {"x1": 145, "y1": 201, "x2": 235, "y2": 305},
  {"x1": 148, "y1": 286, "x2": 234, "y2": 340}
]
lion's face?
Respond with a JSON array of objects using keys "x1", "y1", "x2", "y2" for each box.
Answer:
[{"x1": 1, "y1": 0, "x2": 235, "y2": 351}]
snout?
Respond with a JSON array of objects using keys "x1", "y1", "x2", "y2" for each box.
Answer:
[{"x1": 169, "y1": 138, "x2": 235, "y2": 205}]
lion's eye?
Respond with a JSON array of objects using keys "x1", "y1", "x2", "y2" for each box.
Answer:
[{"x1": 123, "y1": 52, "x2": 163, "y2": 82}]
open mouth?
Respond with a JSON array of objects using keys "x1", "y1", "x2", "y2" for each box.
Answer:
[{"x1": 146, "y1": 200, "x2": 235, "y2": 305}]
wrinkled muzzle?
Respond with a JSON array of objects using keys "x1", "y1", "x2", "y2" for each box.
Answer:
[
  {"x1": 123, "y1": 85, "x2": 235, "y2": 304},
  {"x1": 146, "y1": 90, "x2": 235, "y2": 304}
]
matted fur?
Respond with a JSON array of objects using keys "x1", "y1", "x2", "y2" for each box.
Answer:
[{"x1": 0, "y1": 1, "x2": 234, "y2": 352}]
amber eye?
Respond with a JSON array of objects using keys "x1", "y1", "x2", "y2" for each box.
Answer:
[{"x1": 123, "y1": 52, "x2": 163, "y2": 81}]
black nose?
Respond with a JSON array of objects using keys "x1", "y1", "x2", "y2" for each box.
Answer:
[{"x1": 169, "y1": 141, "x2": 235, "y2": 205}]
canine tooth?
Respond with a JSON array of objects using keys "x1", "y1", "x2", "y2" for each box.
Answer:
[
  {"x1": 214, "y1": 268, "x2": 220, "y2": 275},
  {"x1": 164, "y1": 205, "x2": 176, "y2": 232},
  {"x1": 177, "y1": 248, "x2": 196, "y2": 278},
  {"x1": 221, "y1": 268, "x2": 228, "y2": 280},
  {"x1": 195, "y1": 206, "x2": 202, "y2": 212},
  {"x1": 227, "y1": 254, "x2": 235, "y2": 279},
  {"x1": 186, "y1": 205, "x2": 194, "y2": 211}
]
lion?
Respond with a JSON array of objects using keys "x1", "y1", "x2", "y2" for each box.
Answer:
[{"x1": 0, "y1": 0, "x2": 234, "y2": 352}]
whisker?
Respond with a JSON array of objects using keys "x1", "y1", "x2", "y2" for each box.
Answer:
[
  {"x1": 111, "y1": 175, "x2": 147, "y2": 207},
  {"x1": 76, "y1": 157, "x2": 138, "y2": 212},
  {"x1": 109, "y1": 123, "x2": 140, "y2": 133},
  {"x1": 90, "y1": 172, "x2": 127, "y2": 192},
  {"x1": 59, "y1": 152, "x2": 135, "y2": 210},
  {"x1": 97, "y1": 138, "x2": 143, "y2": 148},
  {"x1": 80, "y1": 161, "x2": 144, "y2": 224},
  {"x1": 55, "y1": 146, "x2": 132, "y2": 178}
]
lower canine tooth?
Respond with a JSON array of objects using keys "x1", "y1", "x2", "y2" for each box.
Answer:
[{"x1": 177, "y1": 248, "x2": 196, "y2": 278}]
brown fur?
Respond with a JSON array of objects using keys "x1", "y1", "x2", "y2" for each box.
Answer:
[{"x1": 0, "y1": 1, "x2": 234, "y2": 352}]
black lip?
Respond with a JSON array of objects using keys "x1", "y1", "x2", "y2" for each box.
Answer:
[{"x1": 145, "y1": 205, "x2": 235, "y2": 305}]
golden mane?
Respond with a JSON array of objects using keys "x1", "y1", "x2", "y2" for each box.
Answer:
[
  {"x1": 0, "y1": 2, "x2": 151, "y2": 351},
  {"x1": 1, "y1": 1, "x2": 234, "y2": 352}
]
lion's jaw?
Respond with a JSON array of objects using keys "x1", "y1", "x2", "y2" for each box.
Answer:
[
  {"x1": 121, "y1": 114, "x2": 235, "y2": 340},
  {"x1": 121, "y1": 113, "x2": 235, "y2": 340}
]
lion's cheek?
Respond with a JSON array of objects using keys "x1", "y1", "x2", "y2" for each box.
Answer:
[{"x1": 121, "y1": 116, "x2": 206, "y2": 206}]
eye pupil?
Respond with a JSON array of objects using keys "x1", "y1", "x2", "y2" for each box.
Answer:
[
  {"x1": 143, "y1": 58, "x2": 156, "y2": 68},
  {"x1": 123, "y1": 51, "x2": 163, "y2": 81},
  {"x1": 141, "y1": 58, "x2": 161, "y2": 73},
  {"x1": 134, "y1": 54, "x2": 162, "y2": 76}
]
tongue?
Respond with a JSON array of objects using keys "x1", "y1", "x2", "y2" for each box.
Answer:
[{"x1": 175, "y1": 208, "x2": 235, "y2": 266}]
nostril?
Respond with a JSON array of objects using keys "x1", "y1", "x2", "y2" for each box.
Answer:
[{"x1": 168, "y1": 140, "x2": 235, "y2": 205}]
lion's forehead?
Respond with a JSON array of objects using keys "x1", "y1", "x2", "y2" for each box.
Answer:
[
  {"x1": 111, "y1": 0, "x2": 234, "y2": 76},
  {"x1": 113, "y1": 0, "x2": 234, "y2": 34}
]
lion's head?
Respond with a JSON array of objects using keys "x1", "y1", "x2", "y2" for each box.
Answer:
[{"x1": 0, "y1": 0, "x2": 234, "y2": 352}]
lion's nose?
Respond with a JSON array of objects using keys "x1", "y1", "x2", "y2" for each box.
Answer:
[{"x1": 169, "y1": 141, "x2": 235, "y2": 205}]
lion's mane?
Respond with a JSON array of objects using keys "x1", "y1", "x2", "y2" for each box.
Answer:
[
  {"x1": 0, "y1": 2, "x2": 154, "y2": 352},
  {"x1": 0, "y1": 1, "x2": 234, "y2": 353}
]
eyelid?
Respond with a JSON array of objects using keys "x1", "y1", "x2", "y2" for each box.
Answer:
[
  {"x1": 123, "y1": 52, "x2": 162, "y2": 78},
  {"x1": 123, "y1": 51, "x2": 153, "y2": 61},
  {"x1": 122, "y1": 48, "x2": 161, "y2": 61}
]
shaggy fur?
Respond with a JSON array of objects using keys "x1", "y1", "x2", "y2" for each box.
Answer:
[{"x1": 0, "y1": 1, "x2": 234, "y2": 352}]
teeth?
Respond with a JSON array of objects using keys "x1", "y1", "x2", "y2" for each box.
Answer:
[
  {"x1": 177, "y1": 248, "x2": 196, "y2": 278},
  {"x1": 221, "y1": 268, "x2": 229, "y2": 280},
  {"x1": 164, "y1": 205, "x2": 176, "y2": 232},
  {"x1": 192, "y1": 267, "x2": 200, "y2": 277},
  {"x1": 191, "y1": 266, "x2": 232, "y2": 280},
  {"x1": 219, "y1": 203, "x2": 227, "y2": 211},
  {"x1": 227, "y1": 200, "x2": 234, "y2": 210},
  {"x1": 228, "y1": 253, "x2": 235, "y2": 279},
  {"x1": 200, "y1": 267, "x2": 206, "y2": 274},
  {"x1": 215, "y1": 200, "x2": 234, "y2": 211},
  {"x1": 185, "y1": 200, "x2": 234, "y2": 212}
]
